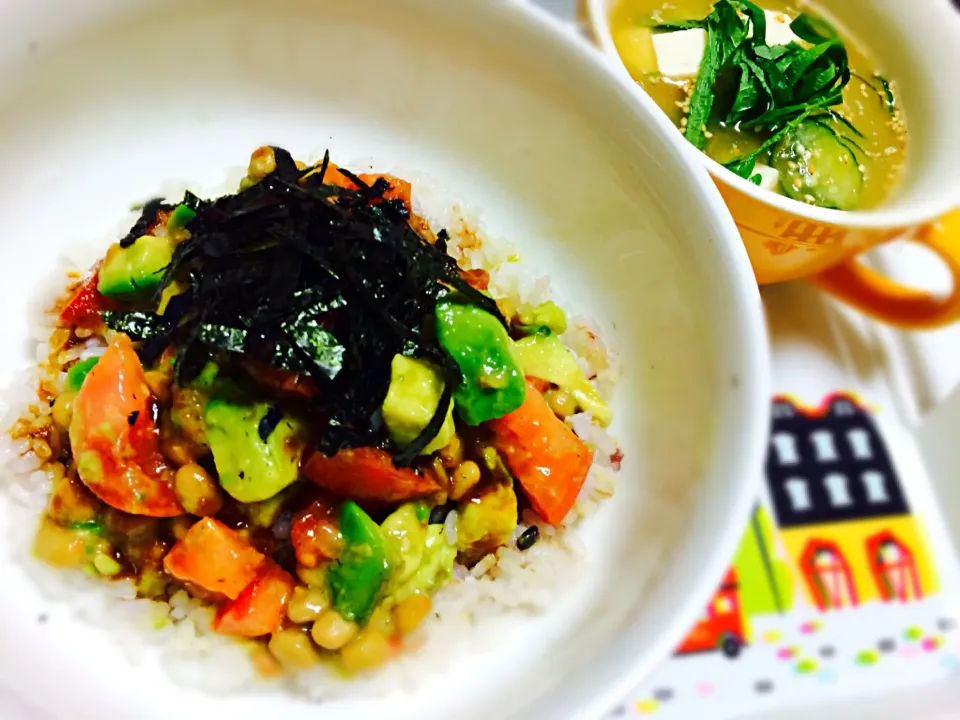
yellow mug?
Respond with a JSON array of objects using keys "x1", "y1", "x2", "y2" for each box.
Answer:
[
  {"x1": 581, "y1": 0, "x2": 960, "y2": 329},
  {"x1": 716, "y1": 187, "x2": 960, "y2": 329}
]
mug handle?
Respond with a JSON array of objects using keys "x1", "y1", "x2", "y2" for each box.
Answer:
[{"x1": 810, "y1": 210, "x2": 960, "y2": 330}]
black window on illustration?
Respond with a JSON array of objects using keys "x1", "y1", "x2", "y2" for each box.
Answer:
[{"x1": 766, "y1": 397, "x2": 910, "y2": 528}]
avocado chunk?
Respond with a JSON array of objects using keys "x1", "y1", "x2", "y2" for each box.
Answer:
[
  {"x1": 456, "y1": 481, "x2": 518, "y2": 556},
  {"x1": 378, "y1": 502, "x2": 457, "y2": 604},
  {"x1": 65, "y1": 357, "x2": 100, "y2": 393},
  {"x1": 166, "y1": 204, "x2": 196, "y2": 233},
  {"x1": 517, "y1": 301, "x2": 568, "y2": 335},
  {"x1": 435, "y1": 302, "x2": 527, "y2": 426},
  {"x1": 241, "y1": 488, "x2": 293, "y2": 528},
  {"x1": 32, "y1": 516, "x2": 110, "y2": 569},
  {"x1": 97, "y1": 235, "x2": 175, "y2": 298},
  {"x1": 512, "y1": 329, "x2": 613, "y2": 427},
  {"x1": 381, "y1": 503, "x2": 427, "y2": 589},
  {"x1": 204, "y1": 397, "x2": 306, "y2": 503},
  {"x1": 388, "y1": 525, "x2": 456, "y2": 604},
  {"x1": 327, "y1": 501, "x2": 391, "y2": 625},
  {"x1": 381, "y1": 502, "x2": 456, "y2": 604},
  {"x1": 381, "y1": 355, "x2": 454, "y2": 455}
]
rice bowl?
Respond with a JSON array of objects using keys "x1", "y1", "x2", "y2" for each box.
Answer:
[
  {"x1": 0, "y1": 1, "x2": 770, "y2": 719},
  {"x1": 2, "y1": 144, "x2": 623, "y2": 697}
]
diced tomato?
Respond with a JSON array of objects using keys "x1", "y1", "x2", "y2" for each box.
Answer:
[
  {"x1": 240, "y1": 359, "x2": 320, "y2": 399},
  {"x1": 460, "y1": 268, "x2": 490, "y2": 291},
  {"x1": 356, "y1": 173, "x2": 412, "y2": 211},
  {"x1": 69, "y1": 335, "x2": 183, "y2": 517},
  {"x1": 59, "y1": 267, "x2": 114, "y2": 326},
  {"x1": 525, "y1": 376, "x2": 552, "y2": 394},
  {"x1": 320, "y1": 163, "x2": 413, "y2": 213},
  {"x1": 163, "y1": 518, "x2": 266, "y2": 599},
  {"x1": 302, "y1": 447, "x2": 440, "y2": 504},
  {"x1": 487, "y1": 381, "x2": 593, "y2": 525},
  {"x1": 213, "y1": 563, "x2": 295, "y2": 638},
  {"x1": 291, "y1": 494, "x2": 343, "y2": 568}
]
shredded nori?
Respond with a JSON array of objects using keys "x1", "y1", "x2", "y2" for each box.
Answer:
[
  {"x1": 119, "y1": 198, "x2": 172, "y2": 248},
  {"x1": 103, "y1": 311, "x2": 171, "y2": 341},
  {"x1": 127, "y1": 411, "x2": 140, "y2": 427},
  {"x1": 258, "y1": 405, "x2": 283, "y2": 442},
  {"x1": 104, "y1": 147, "x2": 502, "y2": 466}
]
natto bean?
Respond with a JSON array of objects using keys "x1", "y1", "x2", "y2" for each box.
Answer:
[
  {"x1": 517, "y1": 526, "x2": 539, "y2": 551},
  {"x1": 428, "y1": 502, "x2": 455, "y2": 525}
]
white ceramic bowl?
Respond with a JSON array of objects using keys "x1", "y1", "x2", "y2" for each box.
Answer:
[
  {"x1": 582, "y1": 0, "x2": 960, "y2": 230},
  {"x1": 0, "y1": 1, "x2": 770, "y2": 719},
  {"x1": 582, "y1": 0, "x2": 960, "y2": 329}
]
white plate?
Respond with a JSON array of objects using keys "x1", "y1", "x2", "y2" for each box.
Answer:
[{"x1": 0, "y1": 1, "x2": 769, "y2": 718}]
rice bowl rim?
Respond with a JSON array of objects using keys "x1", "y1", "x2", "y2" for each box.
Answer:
[
  {"x1": 499, "y1": 2, "x2": 770, "y2": 718},
  {"x1": 0, "y1": 1, "x2": 771, "y2": 718}
]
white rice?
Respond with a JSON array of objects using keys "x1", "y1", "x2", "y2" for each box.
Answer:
[{"x1": 0, "y1": 188, "x2": 622, "y2": 700}]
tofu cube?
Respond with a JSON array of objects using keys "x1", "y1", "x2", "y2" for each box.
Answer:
[
  {"x1": 764, "y1": 10, "x2": 804, "y2": 46},
  {"x1": 651, "y1": 28, "x2": 707, "y2": 78},
  {"x1": 752, "y1": 163, "x2": 783, "y2": 192},
  {"x1": 649, "y1": 10, "x2": 804, "y2": 81}
]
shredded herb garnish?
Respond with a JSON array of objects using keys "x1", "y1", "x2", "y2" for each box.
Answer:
[
  {"x1": 653, "y1": 0, "x2": 869, "y2": 179},
  {"x1": 104, "y1": 147, "x2": 501, "y2": 465}
]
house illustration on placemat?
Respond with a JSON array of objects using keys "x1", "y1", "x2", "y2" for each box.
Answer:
[
  {"x1": 765, "y1": 393, "x2": 938, "y2": 610},
  {"x1": 674, "y1": 568, "x2": 749, "y2": 658},
  {"x1": 673, "y1": 393, "x2": 941, "y2": 661},
  {"x1": 673, "y1": 501, "x2": 796, "y2": 659}
]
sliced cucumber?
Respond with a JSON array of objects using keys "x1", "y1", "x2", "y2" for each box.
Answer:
[{"x1": 771, "y1": 120, "x2": 863, "y2": 210}]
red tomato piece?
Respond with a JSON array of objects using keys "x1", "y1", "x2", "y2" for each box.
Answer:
[
  {"x1": 356, "y1": 173, "x2": 413, "y2": 212},
  {"x1": 302, "y1": 447, "x2": 440, "y2": 504},
  {"x1": 59, "y1": 267, "x2": 114, "y2": 326},
  {"x1": 164, "y1": 518, "x2": 266, "y2": 600},
  {"x1": 319, "y1": 162, "x2": 413, "y2": 213},
  {"x1": 213, "y1": 563, "x2": 295, "y2": 638},
  {"x1": 487, "y1": 381, "x2": 593, "y2": 525},
  {"x1": 525, "y1": 376, "x2": 552, "y2": 394},
  {"x1": 290, "y1": 495, "x2": 343, "y2": 568},
  {"x1": 69, "y1": 334, "x2": 183, "y2": 517},
  {"x1": 460, "y1": 268, "x2": 490, "y2": 291},
  {"x1": 240, "y1": 358, "x2": 320, "y2": 399}
]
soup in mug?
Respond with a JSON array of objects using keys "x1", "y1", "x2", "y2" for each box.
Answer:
[{"x1": 611, "y1": 0, "x2": 907, "y2": 211}]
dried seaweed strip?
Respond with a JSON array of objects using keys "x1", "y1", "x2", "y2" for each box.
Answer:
[{"x1": 105, "y1": 147, "x2": 500, "y2": 464}]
